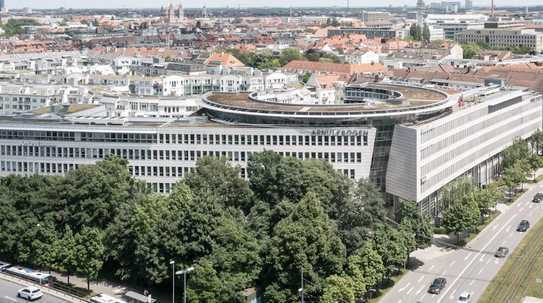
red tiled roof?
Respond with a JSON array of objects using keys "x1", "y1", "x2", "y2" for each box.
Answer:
[
  {"x1": 204, "y1": 52, "x2": 245, "y2": 67},
  {"x1": 283, "y1": 60, "x2": 385, "y2": 75}
]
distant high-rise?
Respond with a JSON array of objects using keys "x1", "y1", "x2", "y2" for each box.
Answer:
[
  {"x1": 0, "y1": 0, "x2": 5, "y2": 11},
  {"x1": 416, "y1": 0, "x2": 425, "y2": 27},
  {"x1": 465, "y1": 0, "x2": 473, "y2": 10}
]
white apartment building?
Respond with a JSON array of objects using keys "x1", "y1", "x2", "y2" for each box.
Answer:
[
  {"x1": 132, "y1": 71, "x2": 296, "y2": 97},
  {"x1": 100, "y1": 95, "x2": 200, "y2": 118},
  {"x1": 0, "y1": 83, "x2": 94, "y2": 114},
  {"x1": 455, "y1": 29, "x2": 543, "y2": 53}
]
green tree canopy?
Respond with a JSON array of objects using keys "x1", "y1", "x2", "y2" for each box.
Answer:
[{"x1": 262, "y1": 192, "x2": 346, "y2": 303}]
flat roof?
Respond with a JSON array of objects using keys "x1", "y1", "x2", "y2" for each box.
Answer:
[{"x1": 203, "y1": 83, "x2": 451, "y2": 119}]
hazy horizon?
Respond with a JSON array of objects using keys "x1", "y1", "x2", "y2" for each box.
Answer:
[{"x1": 6, "y1": 0, "x2": 543, "y2": 10}]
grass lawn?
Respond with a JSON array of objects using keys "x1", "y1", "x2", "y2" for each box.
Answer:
[{"x1": 479, "y1": 216, "x2": 543, "y2": 303}]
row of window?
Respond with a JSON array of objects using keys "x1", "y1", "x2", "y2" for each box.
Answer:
[
  {"x1": 421, "y1": 102, "x2": 540, "y2": 160},
  {"x1": 0, "y1": 144, "x2": 367, "y2": 164},
  {"x1": 421, "y1": 110, "x2": 541, "y2": 176},
  {"x1": 0, "y1": 130, "x2": 370, "y2": 147},
  {"x1": 421, "y1": 121, "x2": 540, "y2": 193}
]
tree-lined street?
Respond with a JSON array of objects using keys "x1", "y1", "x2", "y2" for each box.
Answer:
[{"x1": 380, "y1": 179, "x2": 543, "y2": 303}]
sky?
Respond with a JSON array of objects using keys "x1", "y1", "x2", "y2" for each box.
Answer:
[{"x1": 7, "y1": 0, "x2": 543, "y2": 9}]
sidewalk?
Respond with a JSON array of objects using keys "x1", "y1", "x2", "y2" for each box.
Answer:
[{"x1": 50, "y1": 272, "x2": 169, "y2": 302}]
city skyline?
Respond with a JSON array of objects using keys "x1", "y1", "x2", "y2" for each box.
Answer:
[{"x1": 5, "y1": 0, "x2": 543, "y2": 9}]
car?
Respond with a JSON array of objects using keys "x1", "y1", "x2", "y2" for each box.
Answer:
[
  {"x1": 0, "y1": 261, "x2": 10, "y2": 271},
  {"x1": 517, "y1": 220, "x2": 530, "y2": 232},
  {"x1": 457, "y1": 292, "x2": 472, "y2": 303},
  {"x1": 428, "y1": 277, "x2": 447, "y2": 294},
  {"x1": 17, "y1": 286, "x2": 43, "y2": 301},
  {"x1": 533, "y1": 193, "x2": 543, "y2": 203},
  {"x1": 495, "y1": 246, "x2": 509, "y2": 258}
]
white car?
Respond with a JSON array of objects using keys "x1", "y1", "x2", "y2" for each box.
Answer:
[
  {"x1": 17, "y1": 286, "x2": 43, "y2": 301},
  {"x1": 457, "y1": 292, "x2": 472, "y2": 303}
]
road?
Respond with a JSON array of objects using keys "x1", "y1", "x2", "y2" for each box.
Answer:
[
  {"x1": 0, "y1": 279, "x2": 70, "y2": 303},
  {"x1": 380, "y1": 182, "x2": 543, "y2": 303}
]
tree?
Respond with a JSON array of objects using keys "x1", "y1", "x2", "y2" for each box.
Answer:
[
  {"x1": 184, "y1": 157, "x2": 253, "y2": 213},
  {"x1": 472, "y1": 184, "x2": 501, "y2": 218},
  {"x1": 338, "y1": 179, "x2": 386, "y2": 254},
  {"x1": 423, "y1": 24, "x2": 431, "y2": 42},
  {"x1": 279, "y1": 48, "x2": 303, "y2": 66},
  {"x1": 61, "y1": 156, "x2": 144, "y2": 231},
  {"x1": 75, "y1": 227, "x2": 105, "y2": 290},
  {"x1": 503, "y1": 161, "x2": 528, "y2": 197},
  {"x1": 397, "y1": 201, "x2": 433, "y2": 249},
  {"x1": 347, "y1": 242, "x2": 385, "y2": 297},
  {"x1": 502, "y1": 139, "x2": 531, "y2": 170},
  {"x1": 442, "y1": 195, "x2": 480, "y2": 243},
  {"x1": 261, "y1": 192, "x2": 346, "y2": 303},
  {"x1": 320, "y1": 275, "x2": 355, "y2": 303},
  {"x1": 530, "y1": 129, "x2": 543, "y2": 155},
  {"x1": 409, "y1": 24, "x2": 422, "y2": 41},
  {"x1": 372, "y1": 225, "x2": 411, "y2": 271},
  {"x1": 59, "y1": 226, "x2": 78, "y2": 284},
  {"x1": 462, "y1": 43, "x2": 481, "y2": 59},
  {"x1": 440, "y1": 177, "x2": 475, "y2": 210}
]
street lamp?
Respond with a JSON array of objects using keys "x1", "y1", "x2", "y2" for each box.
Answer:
[
  {"x1": 176, "y1": 266, "x2": 195, "y2": 303},
  {"x1": 170, "y1": 261, "x2": 175, "y2": 303}
]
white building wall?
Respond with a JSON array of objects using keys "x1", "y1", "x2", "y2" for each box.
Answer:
[
  {"x1": 386, "y1": 90, "x2": 543, "y2": 212},
  {"x1": 0, "y1": 125, "x2": 377, "y2": 193}
]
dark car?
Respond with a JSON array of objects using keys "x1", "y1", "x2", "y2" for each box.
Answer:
[
  {"x1": 428, "y1": 277, "x2": 447, "y2": 294},
  {"x1": 517, "y1": 220, "x2": 530, "y2": 232},
  {"x1": 534, "y1": 193, "x2": 543, "y2": 203},
  {"x1": 495, "y1": 247, "x2": 509, "y2": 258}
]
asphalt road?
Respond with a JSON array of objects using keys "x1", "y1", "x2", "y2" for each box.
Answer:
[
  {"x1": 380, "y1": 182, "x2": 543, "y2": 303},
  {"x1": 0, "y1": 279, "x2": 69, "y2": 303}
]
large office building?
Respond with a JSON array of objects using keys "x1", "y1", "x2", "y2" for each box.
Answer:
[
  {"x1": 0, "y1": 82, "x2": 541, "y2": 216},
  {"x1": 425, "y1": 14, "x2": 487, "y2": 40},
  {"x1": 455, "y1": 28, "x2": 543, "y2": 53}
]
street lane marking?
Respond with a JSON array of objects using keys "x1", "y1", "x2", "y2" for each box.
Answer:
[
  {"x1": 417, "y1": 276, "x2": 425, "y2": 283},
  {"x1": 429, "y1": 265, "x2": 435, "y2": 271},
  {"x1": 469, "y1": 280, "x2": 475, "y2": 286},
  {"x1": 479, "y1": 255, "x2": 485, "y2": 262},
  {"x1": 416, "y1": 284, "x2": 426, "y2": 295},
  {"x1": 449, "y1": 260, "x2": 456, "y2": 267},
  {"x1": 486, "y1": 258, "x2": 491, "y2": 265},
  {"x1": 436, "y1": 213, "x2": 518, "y2": 303},
  {"x1": 464, "y1": 252, "x2": 473, "y2": 261},
  {"x1": 4, "y1": 297, "x2": 17, "y2": 303},
  {"x1": 398, "y1": 282, "x2": 410, "y2": 293},
  {"x1": 530, "y1": 203, "x2": 534, "y2": 209},
  {"x1": 406, "y1": 287, "x2": 414, "y2": 295},
  {"x1": 478, "y1": 268, "x2": 484, "y2": 275}
]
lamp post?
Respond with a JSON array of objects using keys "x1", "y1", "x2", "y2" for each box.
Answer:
[
  {"x1": 175, "y1": 266, "x2": 195, "y2": 303},
  {"x1": 170, "y1": 260, "x2": 175, "y2": 303}
]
